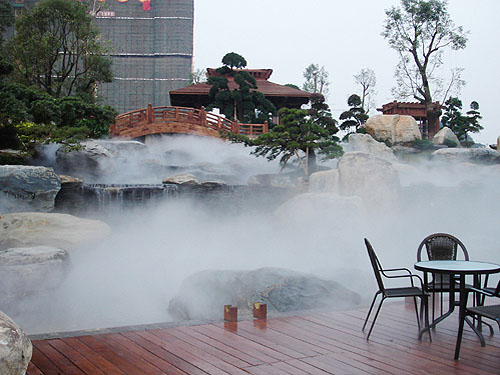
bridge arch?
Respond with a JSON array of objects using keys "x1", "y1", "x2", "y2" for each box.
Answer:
[{"x1": 110, "y1": 104, "x2": 268, "y2": 139}]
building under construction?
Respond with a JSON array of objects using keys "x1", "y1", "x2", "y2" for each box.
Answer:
[{"x1": 7, "y1": 0, "x2": 194, "y2": 115}]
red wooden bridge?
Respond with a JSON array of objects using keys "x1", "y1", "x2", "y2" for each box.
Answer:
[{"x1": 110, "y1": 105, "x2": 269, "y2": 139}]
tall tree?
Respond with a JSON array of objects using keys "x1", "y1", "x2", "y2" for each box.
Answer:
[
  {"x1": 7, "y1": 0, "x2": 112, "y2": 98},
  {"x1": 353, "y1": 68, "x2": 376, "y2": 113},
  {"x1": 207, "y1": 52, "x2": 275, "y2": 123},
  {"x1": 441, "y1": 97, "x2": 482, "y2": 147},
  {"x1": 302, "y1": 64, "x2": 330, "y2": 98},
  {"x1": 0, "y1": 0, "x2": 13, "y2": 77},
  {"x1": 224, "y1": 94, "x2": 342, "y2": 176},
  {"x1": 382, "y1": 0, "x2": 468, "y2": 129},
  {"x1": 339, "y1": 94, "x2": 368, "y2": 140}
]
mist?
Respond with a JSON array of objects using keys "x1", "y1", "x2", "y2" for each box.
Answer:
[{"x1": 7, "y1": 135, "x2": 500, "y2": 335}]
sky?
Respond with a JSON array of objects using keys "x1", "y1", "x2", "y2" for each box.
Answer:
[{"x1": 193, "y1": 0, "x2": 500, "y2": 145}]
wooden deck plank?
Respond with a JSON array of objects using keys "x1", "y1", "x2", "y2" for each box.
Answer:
[{"x1": 27, "y1": 303, "x2": 500, "y2": 375}]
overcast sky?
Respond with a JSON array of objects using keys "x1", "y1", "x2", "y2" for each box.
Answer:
[{"x1": 193, "y1": 0, "x2": 499, "y2": 144}]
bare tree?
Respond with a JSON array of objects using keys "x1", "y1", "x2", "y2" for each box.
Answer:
[
  {"x1": 302, "y1": 64, "x2": 330, "y2": 98},
  {"x1": 354, "y1": 68, "x2": 377, "y2": 113}
]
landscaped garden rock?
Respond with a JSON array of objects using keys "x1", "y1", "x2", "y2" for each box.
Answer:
[
  {"x1": 168, "y1": 267, "x2": 361, "y2": 321},
  {"x1": 162, "y1": 173, "x2": 200, "y2": 185},
  {"x1": 432, "y1": 127, "x2": 461, "y2": 147},
  {"x1": 308, "y1": 169, "x2": 339, "y2": 193},
  {"x1": 365, "y1": 114, "x2": 422, "y2": 144},
  {"x1": 344, "y1": 133, "x2": 398, "y2": 162},
  {"x1": 0, "y1": 246, "x2": 69, "y2": 301},
  {"x1": 0, "y1": 166, "x2": 61, "y2": 213},
  {"x1": 0, "y1": 310, "x2": 32, "y2": 375},
  {"x1": 338, "y1": 152, "x2": 401, "y2": 211},
  {"x1": 0, "y1": 212, "x2": 111, "y2": 251},
  {"x1": 432, "y1": 148, "x2": 500, "y2": 165}
]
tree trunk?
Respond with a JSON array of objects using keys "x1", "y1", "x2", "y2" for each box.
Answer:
[{"x1": 307, "y1": 148, "x2": 317, "y2": 175}]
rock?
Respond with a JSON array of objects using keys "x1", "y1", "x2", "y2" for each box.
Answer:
[
  {"x1": 497, "y1": 136, "x2": 500, "y2": 152},
  {"x1": 309, "y1": 170, "x2": 339, "y2": 193},
  {"x1": 162, "y1": 173, "x2": 200, "y2": 185},
  {"x1": 432, "y1": 148, "x2": 500, "y2": 165},
  {"x1": 0, "y1": 166, "x2": 61, "y2": 213},
  {"x1": 0, "y1": 212, "x2": 111, "y2": 251},
  {"x1": 338, "y1": 152, "x2": 401, "y2": 210},
  {"x1": 274, "y1": 192, "x2": 364, "y2": 227},
  {"x1": 0, "y1": 149, "x2": 29, "y2": 165},
  {"x1": 55, "y1": 141, "x2": 112, "y2": 178},
  {"x1": 365, "y1": 115, "x2": 422, "y2": 144},
  {"x1": 0, "y1": 246, "x2": 69, "y2": 300},
  {"x1": 344, "y1": 133, "x2": 398, "y2": 162},
  {"x1": 91, "y1": 140, "x2": 147, "y2": 154},
  {"x1": 0, "y1": 310, "x2": 32, "y2": 375},
  {"x1": 433, "y1": 127, "x2": 461, "y2": 147},
  {"x1": 168, "y1": 267, "x2": 362, "y2": 321}
]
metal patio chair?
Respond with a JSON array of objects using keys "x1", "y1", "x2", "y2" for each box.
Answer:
[
  {"x1": 417, "y1": 233, "x2": 470, "y2": 320},
  {"x1": 363, "y1": 238, "x2": 430, "y2": 340},
  {"x1": 455, "y1": 279, "x2": 500, "y2": 358}
]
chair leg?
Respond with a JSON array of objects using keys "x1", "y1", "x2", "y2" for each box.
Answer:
[
  {"x1": 455, "y1": 309, "x2": 467, "y2": 360},
  {"x1": 423, "y1": 295, "x2": 432, "y2": 342},
  {"x1": 412, "y1": 296, "x2": 420, "y2": 331},
  {"x1": 363, "y1": 291, "x2": 381, "y2": 331},
  {"x1": 366, "y1": 295, "x2": 386, "y2": 340}
]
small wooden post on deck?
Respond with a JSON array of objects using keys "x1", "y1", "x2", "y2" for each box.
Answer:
[
  {"x1": 146, "y1": 103, "x2": 153, "y2": 124},
  {"x1": 253, "y1": 303, "x2": 267, "y2": 319},
  {"x1": 224, "y1": 305, "x2": 238, "y2": 322}
]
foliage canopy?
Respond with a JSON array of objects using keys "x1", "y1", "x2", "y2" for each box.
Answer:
[{"x1": 441, "y1": 97, "x2": 482, "y2": 147}]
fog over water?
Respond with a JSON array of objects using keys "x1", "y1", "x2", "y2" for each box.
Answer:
[{"x1": 7, "y1": 136, "x2": 500, "y2": 335}]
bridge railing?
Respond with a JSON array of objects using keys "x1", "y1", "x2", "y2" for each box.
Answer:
[{"x1": 111, "y1": 104, "x2": 268, "y2": 139}]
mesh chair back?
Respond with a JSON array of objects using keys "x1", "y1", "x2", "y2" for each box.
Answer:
[
  {"x1": 364, "y1": 238, "x2": 386, "y2": 294},
  {"x1": 417, "y1": 233, "x2": 469, "y2": 261}
]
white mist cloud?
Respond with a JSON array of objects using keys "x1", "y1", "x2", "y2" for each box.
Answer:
[{"x1": 8, "y1": 137, "x2": 500, "y2": 334}]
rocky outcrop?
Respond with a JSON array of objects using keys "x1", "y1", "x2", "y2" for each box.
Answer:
[
  {"x1": 0, "y1": 311, "x2": 32, "y2": 375},
  {"x1": 168, "y1": 267, "x2": 361, "y2": 321},
  {"x1": 308, "y1": 152, "x2": 401, "y2": 211},
  {"x1": 309, "y1": 170, "x2": 339, "y2": 193},
  {"x1": 344, "y1": 133, "x2": 398, "y2": 162},
  {"x1": 0, "y1": 166, "x2": 61, "y2": 213},
  {"x1": 248, "y1": 173, "x2": 307, "y2": 190},
  {"x1": 0, "y1": 212, "x2": 111, "y2": 251},
  {"x1": 55, "y1": 141, "x2": 113, "y2": 177},
  {"x1": 432, "y1": 148, "x2": 500, "y2": 165},
  {"x1": 162, "y1": 173, "x2": 200, "y2": 185},
  {"x1": 432, "y1": 127, "x2": 461, "y2": 147},
  {"x1": 0, "y1": 246, "x2": 69, "y2": 301},
  {"x1": 365, "y1": 115, "x2": 422, "y2": 144}
]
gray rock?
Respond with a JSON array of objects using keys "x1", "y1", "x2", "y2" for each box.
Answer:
[
  {"x1": 168, "y1": 267, "x2": 361, "y2": 321},
  {"x1": 338, "y1": 152, "x2": 401, "y2": 211},
  {"x1": 55, "y1": 141, "x2": 112, "y2": 177},
  {"x1": 345, "y1": 133, "x2": 398, "y2": 162},
  {"x1": 366, "y1": 115, "x2": 422, "y2": 144},
  {"x1": 248, "y1": 173, "x2": 307, "y2": 190},
  {"x1": 433, "y1": 127, "x2": 461, "y2": 147},
  {"x1": 309, "y1": 169, "x2": 340, "y2": 193},
  {"x1": 432, "y1": 148, "x2": 500, "y2": 165},
  {"x1": 0, "y1": 166, "x2": 61, "y2": 213},
  {"x1": 162, "y1": 173, "x2": 200, "y2": 185},
  {"x1": 0, "y1": 212, "x2": 111, "y2": 251},
  {"x1": 0, "y1": 246, "x2": 69, "y2": 300},
  {"x1": 0, "y1": 310, "x2": 32, "y2": 375}
]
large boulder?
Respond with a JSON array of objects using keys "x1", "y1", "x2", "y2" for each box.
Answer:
[
  {"x1": 432, "y1": 148, "x2": 500, "y2": 165},
  {"x1": 338, "y1": 152, "x2": 401, "y2": 210},
  {"x1": 432, "y1": 127, "x2": 461, "y2": 147},
  {"x1": 0, "y1": 246, "x2": 69, "y2": 301},
  {"x1": 162, "y1": 173, "x2": 200, "y2": 185},
  {"x1": 344, "y1": 133, "x2": 398, "y2": 162},
  {"x1": 0, "y1": 212, "x2": 111, "y2": 251},
  {"x1": 0, "y1": 166, "x2": 61, "y2": 213},
  {"x1": 0, "y1": 311, "x2": 32, "y2": 375},
  {"x1": 55, "y1": 140, "x2": 113, "y2": 178},
  {"x1": 365, "y1": 115, "x2": 422, "y2": 144},
  {"x1": 308, "y1": 169, "x2": 339, "y2": 193},
  {"x1": 168, "y1": 267, "x2": 361, "y2": 321}
]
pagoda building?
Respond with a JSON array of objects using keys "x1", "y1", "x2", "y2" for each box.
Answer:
[{"x1": 170, "y1": 69, "x2": 311, "y2": 110}]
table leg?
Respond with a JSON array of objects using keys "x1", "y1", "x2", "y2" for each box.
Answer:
[{"x1": 454, "y1": 274, "x2": 466, "y2": 360}]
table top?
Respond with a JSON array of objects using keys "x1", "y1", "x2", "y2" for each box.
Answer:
[{"x1": 414, "y1": 260, "x2": 500, "y2": 274}]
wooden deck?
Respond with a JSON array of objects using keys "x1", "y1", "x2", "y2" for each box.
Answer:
[{"x1": 27, "y1": 302, "x2": 500, "y2": 375}]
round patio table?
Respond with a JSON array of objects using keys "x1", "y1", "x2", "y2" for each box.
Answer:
[{"x1": 414, "y1": 260, "x2": 500, "y2": 359}]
